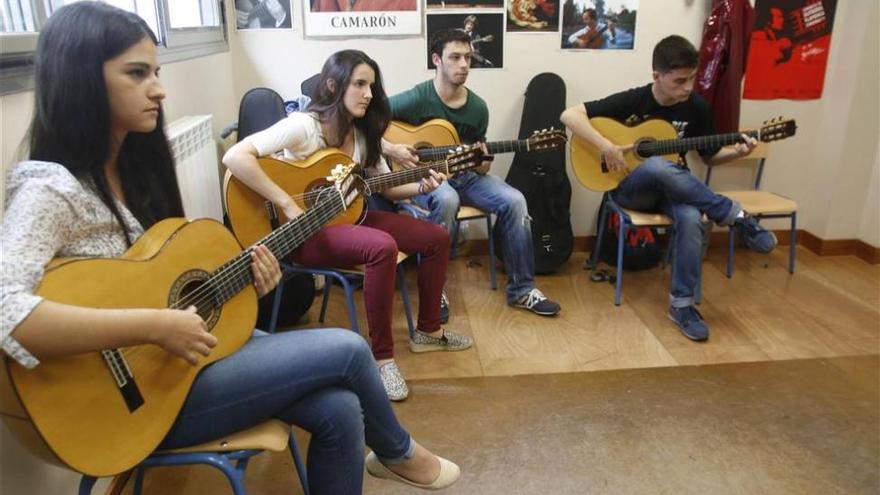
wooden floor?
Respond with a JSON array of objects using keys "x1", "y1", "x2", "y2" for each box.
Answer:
[
  {"x1": 127, "y1": 246, "x2": 879, "y2": 494},
  {"x1": 310, "y1": 246, "x2": 880, "y2": 380}
]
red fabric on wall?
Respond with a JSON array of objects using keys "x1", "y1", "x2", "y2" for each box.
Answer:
[{"x1": 696, "y1": 0, "x2": 755, "y2": 133}]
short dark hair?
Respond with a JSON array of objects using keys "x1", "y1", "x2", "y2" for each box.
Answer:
[
  {"x1": 652, "y1": 35, "x2": 699, "y2": 72},
  {"x1": 429, "y1": 28, "x2": 471, "y2": 59},
  {"x1": 584, "y1": 8, "x2": 597, "y2": 20}
]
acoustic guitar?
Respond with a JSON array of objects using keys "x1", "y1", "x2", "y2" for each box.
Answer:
[
  {"x1": 224, "y1": 145, "x2": 485, "y2": 249},
  {"x1": 569, "y1": 117, "x2": 798, "y2": 192},
  {"x1": 573, "y1": 25, "x2": 608, "y2": 49},
  {"x1": 383, "y1": 118, "x2": 567, "y2": 166},
  {"x1": 0, "y1": 165, "x2": 359, "y2": 477}
]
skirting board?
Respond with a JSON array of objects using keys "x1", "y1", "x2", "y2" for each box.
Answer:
[{"x1": 454, "y1": 229, "x2": 880, "y2": 265}]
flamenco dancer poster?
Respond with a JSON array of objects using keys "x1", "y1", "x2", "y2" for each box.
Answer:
[{"x1": 743, "y1": 0, "x2": 837, "y2": 100}]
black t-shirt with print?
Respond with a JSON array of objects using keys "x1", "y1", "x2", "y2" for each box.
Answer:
[{"x1": 584, "y1": 83, "x2": 720, "y2": 159}]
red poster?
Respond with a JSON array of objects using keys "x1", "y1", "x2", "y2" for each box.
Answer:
[{"x1": 743, "y1": 0, "x2": 837, "y2": 100}]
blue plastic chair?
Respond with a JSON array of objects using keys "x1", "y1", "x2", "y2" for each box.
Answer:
[
  {"x1": 78, "y1": 420, "x2": 310, "y2": 495},
  {"x1": 588, "y1": 194, "x2": 702, "y2": 306}
]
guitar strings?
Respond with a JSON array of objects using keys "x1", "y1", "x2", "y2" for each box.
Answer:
[{"x1": 171, "y1": 187, "x2": 346, "y2": 315}]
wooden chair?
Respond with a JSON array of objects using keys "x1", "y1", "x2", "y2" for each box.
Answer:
[
  {"x1": 78, "y1": 420, "x2": 310, "y2": 495},
  {"x1": 705, "y1": 142, "x2": 797, "y2": 278},
  {"x1": 587, "y1": 195, "x2": 702, "y2": 306}
]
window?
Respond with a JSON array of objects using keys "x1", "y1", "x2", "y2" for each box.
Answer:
[{"x1": 0, "y1": 0, "x2": 227, "y2": 95}]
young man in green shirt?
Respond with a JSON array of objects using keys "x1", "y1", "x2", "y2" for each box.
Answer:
[{"x1": 384, "y1": 28, "x2": 561, "y2": 320}]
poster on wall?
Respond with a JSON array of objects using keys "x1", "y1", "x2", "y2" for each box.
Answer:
[
  {"x1": 427, "y1": 0, "x2": 504, "y2": 10},
  {"x1": 304, "y1": 0, "x2": 421, "y2": 37},
  {"x1": 235, "y1": 0, "x2": 293, "y2": 30},
  {"x1": 743, "y1": 0, "x2": 837, "y2": 100},
  {"x1": 560, "y1": 0, "x2": 637, "y2": 50},
  {"x1": 507, "y1": 0, "x2": 559, "y2": 32},
  {"x1": 426, "y1": 13, "x2": 504, "y2": 69}
]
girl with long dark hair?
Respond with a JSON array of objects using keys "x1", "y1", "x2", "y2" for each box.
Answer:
[
  {"x1": 224, "y1": 50, "x2": 474, "y2": 402},
  {"x1": 1, "y1": 3, "x2": 459, "y2": 492}
]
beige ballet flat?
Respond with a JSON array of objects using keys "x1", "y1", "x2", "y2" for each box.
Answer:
[{"x1": 365, "y1": 451, "x2": 461, "y2": 490}]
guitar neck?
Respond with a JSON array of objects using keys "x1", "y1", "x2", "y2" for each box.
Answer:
[
  {"x1": 415, "y1": 140, "x2": 528, "y2": 162},
  {"x1": 205, "y1": 192, "x2": 345, "y2": 306},
  {"x1": 638, "y1": 130, "x2": 759, "y2": 157},
  {"x1": 366, "y1": 159, "x2": 463, "y2": 192}
]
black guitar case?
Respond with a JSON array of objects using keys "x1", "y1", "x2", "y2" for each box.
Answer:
[{"x1": 496, "y1": 72, "x2": 573, "y2": 274}]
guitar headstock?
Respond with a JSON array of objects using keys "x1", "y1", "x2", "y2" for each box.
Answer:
[
  {"x1": 527, "y1": 128, "x2": 568, "y2": 151},
  {"x1": 444, "y1": 143, "x2": 486, "y2": 174},
  {"x1": 759, "y1": 117, "x2": 797, "y2": 142},
  {"x1": 326, "y1": 163, "x2": 363, "y2": 209}
]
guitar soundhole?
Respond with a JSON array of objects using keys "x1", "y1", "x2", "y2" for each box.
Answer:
[
  {"x1": 169, "y1": 269, "x2": 221, "y2": 330},
  {"x1": 304, "y1": 179, "x2": 333, "y2": 209}
]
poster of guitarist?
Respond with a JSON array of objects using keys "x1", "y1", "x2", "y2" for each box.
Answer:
[
  {"x1": 426, "y1": 13, "x2": 504, "y2": 69},
  {"x1": 561, "y1": 0, "x2": 636, "y2": 50},
  {"x1": 462, "y1": 15, "x2": 495, "y2": 68},
  {"x1": 743, "y1": 0, "x2": 837, "y2": 100},
  {"x1": 235, "y1": 0, "x2": 292, "y2": 30}
]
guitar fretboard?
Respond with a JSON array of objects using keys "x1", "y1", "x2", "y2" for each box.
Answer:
[
  {"x1": 365, "y1": 160, "x2": 456, "y2": 193},
  {"x1": 636, "y1": 130, "x2": 759, "y2": 158},
  {"x1": 415, "y1": 140, "x2": 528, "y2": 162},
  {"x1": 191, "y1": 188, "x2": 346, "y2": 313}
]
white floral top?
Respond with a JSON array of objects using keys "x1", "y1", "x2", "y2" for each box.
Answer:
[{"x1": 1, "y1": 161, "x2": 144, "y2": 369}]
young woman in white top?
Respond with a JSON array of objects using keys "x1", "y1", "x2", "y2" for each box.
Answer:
[{"x1": 223, "y1": 50, "x2": 475, "y2": 402}]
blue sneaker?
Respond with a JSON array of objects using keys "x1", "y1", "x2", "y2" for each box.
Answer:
[
  {"x1": 735, "y1": 215, "x2": 777, "y2": 254},
  {"x1": 511, "y1": 288, "x2": 561, "y2": 316},
  {"x1": 668, "y1": 306, "x2": 709, "y2": 341}
]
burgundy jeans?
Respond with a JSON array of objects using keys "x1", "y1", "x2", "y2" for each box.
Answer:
[{"x1": 291, "y1": 210, "x2": 449, "y2": 360}]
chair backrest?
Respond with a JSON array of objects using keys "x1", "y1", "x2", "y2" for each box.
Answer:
[
  {"x1": 705, "y1": 142, "x2": 771, "y2": 189},
  {"x1": 236, "y1": 87, "x2": 287, "y2": 142},
  {"x1": 301, "y1": 73, "x2": 320, "y2": 99}
]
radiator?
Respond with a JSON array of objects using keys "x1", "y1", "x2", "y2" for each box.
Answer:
[{"x1": 166, "y1": 115, "x2": 223, "y2": 222}]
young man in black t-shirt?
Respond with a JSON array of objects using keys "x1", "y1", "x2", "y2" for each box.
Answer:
[{"x1": 561, "y1": 35, "x2": 777, "y2": 341}]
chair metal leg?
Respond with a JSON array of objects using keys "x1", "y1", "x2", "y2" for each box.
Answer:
[
  {"x1": 78, "y1": 475, "x2": 98, "y2": 495},
  {"x1": 615, "y1": 217, "x2": 626, "y2": 306},
  {"x1": 267, "y1": 273, "x2": 287, "y2": 334},
  {"x1": 397, "y1": 264, "x2": 415, "y2": 339},
  {"x1": 289, "y1": 434, "x2": 311, "y2": 495},
  {"x1": 727, "y1": 227, "x2": 735, "y2": 278},
  {"x1": 133, "y1": 466, "x2": 146, "y2": 495},
  {"x1": 450, "y1": 220, "x2": 461, "y2": 259},
  {"x1": 789, "y1": 212, "x2": 797, "y2": 274},
  {"x1": 485, "y1": 215, "x2": 497, "y2": 290},
  {"x1": 587, "y1": 197, "x2": 609, "y2": 269},
  {"x1": 319, "y1": 275, "x2": 332, "y2": 323},
  {"x1": 141, "y1": 451, "x2": 258, "y2": 495},
  {"x1": 336, "y1": 273, "x2": 359, "y2": 333}
]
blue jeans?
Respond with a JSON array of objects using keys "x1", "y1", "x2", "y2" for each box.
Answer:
[
  {"x1": 412, "y1": 171, "x2": 535, "y2": 303},
  {"x1": 611, "y1": 157, "x2": 741, "y2": 308},
  {"x1": 160, "y1": 329, "x2": 413, "y2": 495}
]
